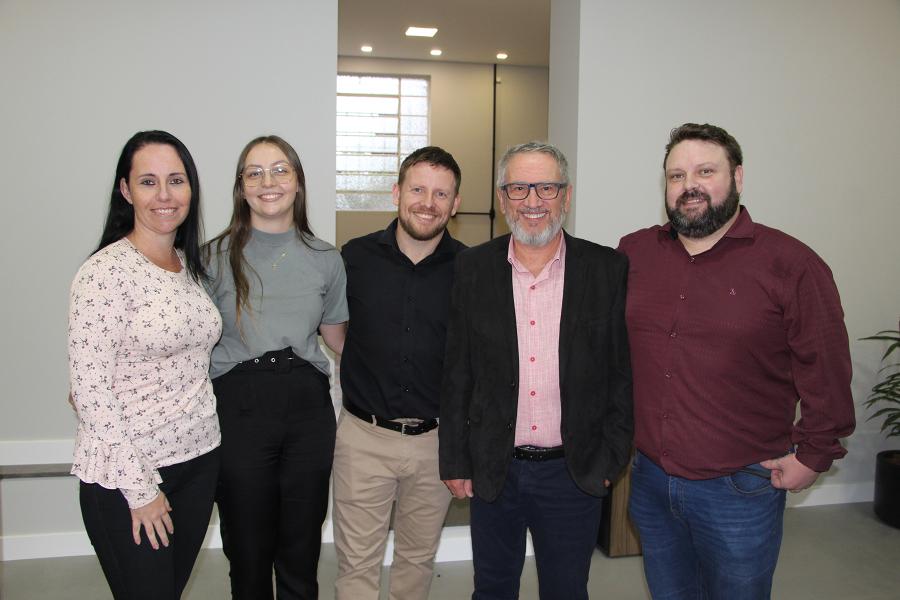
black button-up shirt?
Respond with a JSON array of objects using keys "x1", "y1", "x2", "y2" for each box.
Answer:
[{"x1": 341, "y1": 219, "x2": 466, "y2": 419}]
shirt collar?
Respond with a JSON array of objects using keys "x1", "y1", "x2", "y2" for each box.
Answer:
[
  {"x1": 507, "y1": 231, "x2": 567, "y2": 276},
  {"x1": 660, "y1": 206, "x2": 756, "y2": 242},
  {"x1": 377, "y1": 218, "x2": 458, "y2": 258}
]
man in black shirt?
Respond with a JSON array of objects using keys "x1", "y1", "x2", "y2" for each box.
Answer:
[{"x1": 334, "y1": 146, "x2": 466, "y2": 600}]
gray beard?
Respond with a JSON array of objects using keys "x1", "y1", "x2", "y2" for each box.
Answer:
[
  {"x1": 666, "y1": 179, "x2": 740, "y2": 239},
  {"x1": 506, "y1": 208, "x2": 566, "y2": 247}
]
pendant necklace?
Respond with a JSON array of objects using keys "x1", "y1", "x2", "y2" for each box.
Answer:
[{"x1": 272, "y1": 249, "x2": 288, "y2": 270}]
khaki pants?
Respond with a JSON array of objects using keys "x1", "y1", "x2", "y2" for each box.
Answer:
[{"x1": 332, "y1": 408, "x2": 452, "y2": 600}]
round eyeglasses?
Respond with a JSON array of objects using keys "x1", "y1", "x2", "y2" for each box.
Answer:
[
  {"x1": 241, "y1": 164, "x2": 294, "y2": 187},
  {"x1": 500, "y1": 182, "x2": 566, "y2": 201}
]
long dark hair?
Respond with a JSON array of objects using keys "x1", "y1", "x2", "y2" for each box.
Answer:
[
  {"x1": 96, "y1": 130, "x2": 207, "y2": 282},
  {"x1": 205, "y1": 135, "x2": 315, "y2": 327}
]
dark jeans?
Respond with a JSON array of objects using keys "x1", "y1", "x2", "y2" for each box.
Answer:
[
  {"x1": 80, "y1": 447, "x2": 220, "y2": 600},
  {"x1": 214, "y1": 362, "x2": 336, "y2": 600},
  {"x1": 628, "y1": 450, "x2": 786, "y2": 600},
  {"x1": 470, "y1": 457, "x2": 604, "y2": 600}
]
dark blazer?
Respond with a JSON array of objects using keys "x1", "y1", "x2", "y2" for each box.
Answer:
[{"x1": 439, "y1": 231, "x2": 633, "y2": 502}]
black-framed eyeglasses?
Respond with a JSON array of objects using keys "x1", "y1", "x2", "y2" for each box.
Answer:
[
  {"x1": 240, "y1": 163, "x2": 294, "y2": 187},
  {"x1": 500, "y1": 182, "x2": 566, "y2": 201}
]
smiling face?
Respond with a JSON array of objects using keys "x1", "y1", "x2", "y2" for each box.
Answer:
[
  {"x1": 664, "y1": 139, "x2": 743, "y2": 239},
  {"x1": 120, "y1": 143, "x2": 191, "y2": 243},
  {"x1": 498, "y1": 152, "x2": 571, "y2": 247},
  {"x1": 242, "y1": 142, "x2": 298, "y2": 233},
  {"x1": 393, "y1": 161, "x2": 460, "y2": 242}
]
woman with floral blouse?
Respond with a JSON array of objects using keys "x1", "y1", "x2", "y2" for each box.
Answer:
[
  {"x1": 204, "y1": 135, "x2": 347, "y2": 599},
  {"x1": 68, "y1": 130, "x2": 221, "y2": 600}
]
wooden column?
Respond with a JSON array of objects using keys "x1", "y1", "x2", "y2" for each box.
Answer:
[{"x1": 597, "y1": 461, "x2": 642, "y2": 557}]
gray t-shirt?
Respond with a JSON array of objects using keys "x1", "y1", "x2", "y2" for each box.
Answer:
[{"x1": 206, "y1": 228, "x2": 348, "y2": 379}]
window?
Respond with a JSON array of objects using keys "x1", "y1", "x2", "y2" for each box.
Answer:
[{"x1": 337, "y1": 74, "x2": 430, "y2": 210}]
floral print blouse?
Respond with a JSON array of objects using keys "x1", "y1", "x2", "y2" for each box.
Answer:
[{"x1": 68, "y1": 238, "x2": 221, "y2": 508}]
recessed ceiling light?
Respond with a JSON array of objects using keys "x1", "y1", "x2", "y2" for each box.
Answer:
[
  {"x1": 406, "y1": 26, "x2": 438, "y2": 37},
  {"x1": 496, "y1": 52, "x2": 508, "y2": 60},
  {"x1": 361, "y1": 45, "x2": 373, "y2": 53},
  {"x1": 430, "y1": 49, "x2": 443, "y2": 56}
]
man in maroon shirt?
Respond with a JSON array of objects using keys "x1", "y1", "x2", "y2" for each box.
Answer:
[{"x1": 618, "y1": 123, "x2": 854, "y2": 599}]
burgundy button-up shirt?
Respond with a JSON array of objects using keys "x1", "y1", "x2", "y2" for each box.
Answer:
[{"x1": 618, "y1": 208, "x2": 854, "y2": 479}]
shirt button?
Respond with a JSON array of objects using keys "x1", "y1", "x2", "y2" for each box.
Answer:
[
  {"x1": 403, "y1": 356, "x2": 409, "y2": 363},
  {"x1": 669, "y1": 331, "x2": 677, "y2": 338},
  {"x1": 403, "y1": 386, "x2": 410, "y2": 392},
  {"x1": 663, "y1": 450, "x2": 669, "y2": 456},
  {"x1": 679, "y1": 294, "x2": 686, "y2": 300},
  {"x1": 531, "y1": 425, "x2": 537, "y2": 431},
  {"x1": 530, "y1": 320, "x2": 536, "y2": 326},
  {"x1": 507, "y1": 422, "x2": 514, "y2": 430},
  {"x1": 689, "y1": 257, "x2": 696, "y2": 263},
  {"x1": 530, "y1": 285, "x2": 536, "y2": 290},
  {"x1": 405, "y1": 326, "x2": 411, "y2": 332},
  {"x1": 529, "y1": 356, "x2": 535, "y2": 362},
  {"x1": 664, "y1": 371, "x2": 672, "y2": 379},
  {"x1": 662, "y1": 413, "x2": 669, "y2": 419},
  {"x1": 530, "y1": 390, "x2": 536, "y2": 397}
]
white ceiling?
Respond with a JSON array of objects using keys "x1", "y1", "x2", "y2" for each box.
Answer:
[{"x1": 338, "y1": 0, "x2": 550, "y2": 67}]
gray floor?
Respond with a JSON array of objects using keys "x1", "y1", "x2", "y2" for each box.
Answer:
[{"x1": 2, "y1": 502, "x2": 899, "y2": 599}]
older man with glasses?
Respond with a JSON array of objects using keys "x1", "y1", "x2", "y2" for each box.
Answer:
[{"x1": 439, "y1": 141, "x2": 633, "y2": 600}]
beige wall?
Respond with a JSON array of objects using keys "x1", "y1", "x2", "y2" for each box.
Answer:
[{"x1": 336, "y1": 56, "x2": 549, "y2": 248}]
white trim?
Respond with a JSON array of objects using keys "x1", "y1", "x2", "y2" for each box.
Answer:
[
  {"x1": 1, "y1": 531, "x2": 94, "y2": 561},
  {"x1": 786, "y1": 481, "x2": 873, "y2": 507},
  {"x1": 0, "y1": 476, "x2": 874, "y2": 562},
  {"x1": 0, "y1": 439, "x2": 74, "y2": 466}
]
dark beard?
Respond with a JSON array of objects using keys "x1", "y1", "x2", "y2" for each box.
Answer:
[{"x1": 666, "y1": 178, "x2": 740, "y2": 239}]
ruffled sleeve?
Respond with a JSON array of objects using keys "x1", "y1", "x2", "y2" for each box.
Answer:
[{"x1": 68, "y1": 253, "x2": 160, "y2": 508}]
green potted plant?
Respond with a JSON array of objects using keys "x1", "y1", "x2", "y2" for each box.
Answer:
[{"x1": 861, "y1": 326, "x2": 900, "y2": 528}]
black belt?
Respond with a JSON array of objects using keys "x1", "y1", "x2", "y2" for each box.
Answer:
[
  {"x1": 343, "y1": 401, "x2": 438, "y2": 436},
  {"x1": 514, "y1": 445, "x2": 565, "y2": 461},
  {"x1": 232, "y1": 348, "x2": 310, "y2": 373}
]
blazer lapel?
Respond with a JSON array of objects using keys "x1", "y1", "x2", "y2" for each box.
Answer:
[
  {"x1": 491, "y1": 236, "x2": 519, "y2": 379},
  {"x1": 559, "y1": 232, "x2": 587, "y2": 378}
]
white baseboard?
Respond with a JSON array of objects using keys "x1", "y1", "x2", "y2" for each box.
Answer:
[
  {"x1": 786, "y1": 480, "x2": 873, "y2": 507},
  {"x1": 2, "y1": 525, "x2": 489, "y2": 564},
  {"x1": 0, "y1": 439, "x2": 74, "y2": 465},
  {"x1": 4, "y1": 482, "x2": 872, "y2": 562}
]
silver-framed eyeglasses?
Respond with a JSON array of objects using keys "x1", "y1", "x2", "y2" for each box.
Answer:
[
  {"x1": 240, "y1": 163, "x2": 294, "y2": 187},
  {"x1": 500, "y1": 182, "x2": 566, "y2": 201}
]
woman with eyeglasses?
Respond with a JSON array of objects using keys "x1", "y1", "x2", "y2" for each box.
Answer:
[
  {"x1": 204, "y1": 135, "x2": 348, "y2": 599},
  {"x1": 68, "y1": 130, "x2": 221, "y2": 599}
]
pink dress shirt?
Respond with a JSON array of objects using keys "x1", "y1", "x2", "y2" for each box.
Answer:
[{"x1": 508, "y1": 235, "x2": 566, "y2": 448}]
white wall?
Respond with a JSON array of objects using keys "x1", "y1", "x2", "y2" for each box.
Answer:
[
  {"x1": 0, "y1": 0, "x2": 337, "y2": 559},
  {"x1": 551, "y1": 0, "x2": 900, "y2": 506}
]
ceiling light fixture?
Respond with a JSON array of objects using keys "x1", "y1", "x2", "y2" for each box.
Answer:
[
  {"x1": 406, "y1": 26, "x2": 438, "y2": 37},
  {"x1": 496, "y1": 52, "x2": 508, "y2": 60},
  {"x1": 430, "y1": 49, "x2": 442, "y2": 56},
  {"x1": 361, "y1": 45, "x2": 373, "y2": 53}
]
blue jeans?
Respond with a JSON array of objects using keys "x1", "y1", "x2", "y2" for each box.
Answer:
[
  {"x1": 470, "y1": 457, "x2": 603, "y2": 600},
  {"x1": 628, "y1": 451, "x2": 786, "y2": 600}
]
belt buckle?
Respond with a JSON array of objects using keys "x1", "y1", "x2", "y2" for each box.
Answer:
[{"x1": 400, "y1": 422, "x2": 408, "y2": 435}]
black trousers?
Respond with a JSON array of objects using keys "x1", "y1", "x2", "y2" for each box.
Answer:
[
  {"x1": 213, "y1": 359, "x2": 336, "y2": 600},
  {"x1": 80, "y1": 447, "x2": 220, "y2": 600}
]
